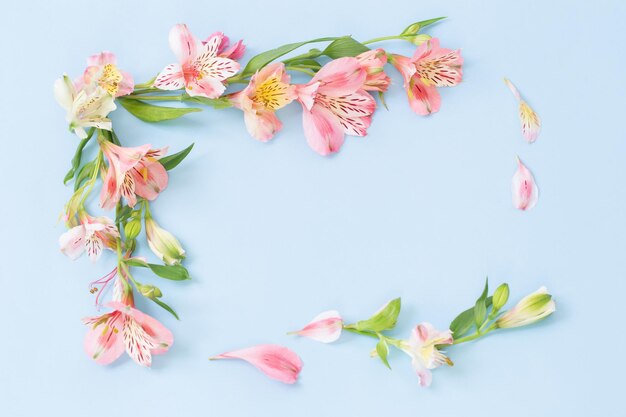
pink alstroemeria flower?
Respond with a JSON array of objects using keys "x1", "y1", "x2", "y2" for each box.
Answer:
[
  {"x1": 154, "y1": 24, "x2": 241, "y2": 98},
  {"x1": 504, "y1": 78, "x2": 541, "y2": 143},
  {"x1": 356, "y1": 49, "x2": 391, "y2": 92},
  {"x1": 211, "y1": 344, "x2": 303, "y2": 384},
  {"x1": 289, "y1": 310, "x2": 343, "y2": 343},
  {"x1": 229, "y1": 62, "x2": 296, "y2": 141},
  {"x1": 391, "y1": 38, "x2": 463, "y2": 115},
  {"x1": 99, "y1": 140, "x2": 169, "y2": 210},
  {"x1": 76, "y1": 51, "x2": 134, "y2": 97},
  {"x1": 296, "y1": 57, "x2": 376, "y2": 155},
  {"x1": 83, "y1": 279, "x2": 173, "y2": 367},
  {"x1": 512, "y1": 157, "x2": 539, "y2": 211},
  {"x1": 400, "y1": 323, "x2": 454, "y2": 387},
  {"x1": 205, "y1": 31, "x2": 246, "y2": 60},
  {"x1": 59, "y1": 214, "x2": 119, "y2": 262}
]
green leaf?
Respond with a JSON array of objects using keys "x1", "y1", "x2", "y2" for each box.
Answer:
[
  {"x1": 241, "y1": 37, "x2": 337, "y2": 77},
  {"x1": 474, "y1": 278, "x2": 489, "y2": 328},
  {"x1": 323, "y1": 36, "x2": 370, "y2": 59},
  {"x1": 376, "y1": 338, "x2": 391, "y2": 369},
  {"x1": 184, "y1": 95, "x2": 233, "y2": 109},
  {"x1": 118, "y1": 98, "x2": 201, "y2": 122},
  {"x1": 355, "y1": 298, "x2": 401, "y2": 332},
  {"x1": 125, "y1": 258, "x2": 148, "y2": 268},
  {"x1": 159, "y1": 143, "x2": 194, "y2": 171},
  {"x1": 287, "y1": 59, "x2": 322, "y2": 71},
  {"x1": 74, "y1": 160, "x2": 96, "y2": 191},
  {"x1": 63, "y1": 130, "x2": 94, "y2": 184},
  {"x1": 400, "y1": 17, "x2": 447, "y2": 36},
  {"x1": 450, "y1": 296, "x2": 493, "y2": 338},
  {"x1": 115, "y1": 205, "x2": 133, "y2": 224},
  {"x1": 151, "y1": 297, "x2": 180, "y2": 320},
  {"x1": 147, "y1": 263, "x2": 190, "y2": 281}
]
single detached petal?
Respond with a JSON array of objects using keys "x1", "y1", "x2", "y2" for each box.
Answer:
[
  {"x1": 291, "y1": 310, "x2": 343, "y2": 343},
  {"x1": 504, "y1": 78, "x2": 541, "y2": 143},
  {"x1": 512, "y1": 157, "x2": 539, "y2": 210},
  {"x1": 212, "y1": 344, "x2": 303, "y2": 384}
]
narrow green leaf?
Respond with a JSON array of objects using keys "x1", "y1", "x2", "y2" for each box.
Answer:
[
  {"x1": 450, "y1": 297, "x2": 493, "y2": 338},
  {"x1": 400, "y1": 17, "x2": 447, "y2": 36},
  {"x1": 115, "y1": 205, "x2": 133, "y2": 224},
  {"x1": 125, "y1": 258, "x2": 148, "y2": 268},
  {"x1": 151, "y1": 298, "x2": 180, "y2": 320},
  {"x1": 74, "y1": 160, "x2": 95, "y2": 191},
  {"x1": 323, "y1": 36, "x2": 370, "y2": 59},
  {"x1": 184, "y1": 95, "x2": 233, "y2": 109},
  {"x1": 64, "y1": 130, "x2": 94, "y2": 184},
  {"x1": 159, "y1": 143, "x2": 194, "y2": 171},
  {"x1": 474, "y1": 278, "x2": 489, "y2": 328},
  {"x1": 355, "y1": 298, "x2": 401, "y2": 332},
  {"x1": 241, "y1": 37, "x2": 337, "y2": 77},
  {"x1": 376, "y1": 338, "x2": 391, "y2": 369},
  {"x1": 287, "y1": 59, "x2": 322, "y2": 71},
  {"x1": 118, "y1": 98, "x2": 201, "y2": 122},
  {"x1": 147, "y1": 263, "x2": 190, "y2": 281}
]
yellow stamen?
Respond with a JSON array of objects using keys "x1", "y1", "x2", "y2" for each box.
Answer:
[
  {"x1": 252, "y1": 76, "x2": 292, "y2": 110},
  {"x1": 99, "y1": 64, "x2": 123, "y2": 95}
]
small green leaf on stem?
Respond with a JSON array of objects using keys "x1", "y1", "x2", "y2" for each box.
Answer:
[
  {"x1": 323, "y1": 36, "x2": 370, "y2": 59},
  {"x1": 159, "y1": 143, "x2": 194, "y2": 171},
  {"x1": 118, "y1": 98, "x2": 201, "y2": 122},
  {"x1": 64, "y1": 129, "x2": 94, "y2": 184},
  {"x1": 450, "y1": 297, "x2": 493, "y2": 338},
  {"x1": 147, "y1": 263, "x2": 190, "y2": 281},
  {"x1": 354, "y1": 298, "x2": 401, "y2": 332},
  {"x1": 151, "y1": 297, "x2": 180, "y2": 320},
  {"x1": 184, "y1": 95, "x2": 233, "y2": 109},
  {"x1": 376, "y1": 338, "x2": 391, "y2": 369}
]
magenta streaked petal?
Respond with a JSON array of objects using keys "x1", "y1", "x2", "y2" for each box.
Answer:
[{"x1": 512, "y1": 157, "x2": 539, "y2": 210}]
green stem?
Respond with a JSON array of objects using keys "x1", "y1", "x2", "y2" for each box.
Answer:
[
  {"x1": 123, "y1": 95, "x2": 184, "y2": 102},
  {"x1": 285, "y1": 66, "x2": 316, "y2": 77},
  {"x1": 362, "y1": 35, "x2": 412, "y2": 45},
  {"x1": 453, "y1": 324, "x2": 497, "y2": 345},
  {"x1": 343, "y1": 327, "x2": 378, "y2": 339},
  {"x1": 78, "y1": 151, "x2": 102, "y2": 206}
]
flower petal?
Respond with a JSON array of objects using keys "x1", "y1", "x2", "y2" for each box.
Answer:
[
  {"x1": 131, "y1": 159, "x2": 169, "y2": 201},
  {"x1": 407, "y1": 78, "x2": 441, "y2": 115},
  {"x1": 87, "y1": 51, "x2": 117, "y2": 67},
  {"x1": 122, "y1": 315, "x2": 158, "y2": 367},
  {"x1": 504, "y1": 78, "x2": 541, "y2": 143},
  {"x1": 411, "y1": 358, "x2": 433, "y2": 387},
  {"x1": 199, "y1": 56, "x2": 240, "y2": 81},
  {"x1": 59, "y1": 225, "x2": 86, "y2": 260},
  {"x1": 292, "y1": 310, "x2": 343, "y2": 343},
  {"x1": 302, "y1": 104, "x2": 345, "y2": 155},
  {"x1": 312, "y1": 57, "x2": 366, "y2": 96},
  {"x1": 212, "y1": 344, "x2": 303, "y2": 384},
  {"x1": 83, "y1": 312, "x2": 125, "y2": 365},
  {"x1": 512, "y1": 157, "x2": 539, "y2": 210},
  {"x1": 169, "y1": 24, "x2": 199, "y2": 64},
  {"x1": 186, "y1": 76, "x2": 226, "y2": 98},
  {"x1": 154, "y1": 63, "x2": 185, "y2": 90},
  {"x1": 244, "y1": 109, "x2": 283, "y2": 141},
  {"x1": 122, "y1": 306, "x2": 173, "y2": 355}
]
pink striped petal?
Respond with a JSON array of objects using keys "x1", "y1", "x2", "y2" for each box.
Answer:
[
  {"x1": 212, "y1": 345, "x2": 303, "y2": 384},
  {"x1": 83, "y1": 312, "x2": 125, "y2": 365},
  {"x1": 200, "y1": 56, "x2": 240, "y2": 81},
  {"x1": 512, "y1": 157, "x2": 539, "y2": 211},
  {"x1": 186, "y1": 76, "x2": 226, "y2": 98},
  {"x1": 302, "y1": 104, "x2": 345, "y2": 155},
  {"x1": 504, "y1": 78, "x2": 541, "y2": 143},
  {"x1": 154, "y1": 63, "x2": 185, "y2": 90},
  {"x1": 121, "y1": 306, "x2": 173, "y2": 355},
  {"x1": 131, "y1": 159, "x2": 169, "y2": 201},
  {"x1": 312, "y1": 57, "x2": 366, "y2": 96},
  {"x1": 407, "y1": 78, "x2": 441, "y2": 115},
  {"x1": 292, "y1": 310, "x2": 343, "y2": 343}
]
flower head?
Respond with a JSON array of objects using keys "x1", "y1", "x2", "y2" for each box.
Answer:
[
  {"x1": 145, "y1": 217, "x2": 186, "y2": 265},
  {"x1": 512, "y1": 156, "x2": 539, "y2": 211},
  {"x1": 356, "y1": 49, "x2": 391, "y2": 92},
  {"x1": 229, "y1": 62, "x2": 296, "y2": 141},
  {"x1": 54, "y1": 75, "x2": 116, "y2": 139},
  {"x1": 391, "y1": 38, "x2": 463, "y2": 115},
  {"x1": 154, "y1": 24, "x2": 241, "y2": 98},
  {"x1": 296, "y1": 57, "x2": 376, "y2": 155},
  {"x1": 211, "y1": 344, "x2": 303, "y2": 384},
  {"x1": 400, "y1": 323, "x2": 453, "y2": 387},
  {"x1": 496, "y1": 287, "x2": 555, "y2": 329},
  {"x1": 59, "y1": 214, "x2": 119, "y2": 262},
  {"x1": 99, "y1": 140, "x2": 169, "y2": 210},
  {"x1": 83, "y1": 279, "x2": 173, "y2": 367},
  {"x1": 76, "y1": 51, "x2": 134, "y2": 97},
  {"x1": 290, "y1": 310, "x2": 343, "y2": 343}
]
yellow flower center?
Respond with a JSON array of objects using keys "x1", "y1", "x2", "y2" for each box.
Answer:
[
  {"x1": 99, "y1": 63, "x2": 123, "y2": 95},
  {"x1": 251, "y1": 76, "x2": 292, "y2": 111}
]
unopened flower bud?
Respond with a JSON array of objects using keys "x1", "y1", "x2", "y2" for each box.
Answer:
[
  {"x1": 138, "y1": 284, "x2": 162, "y2": 300},
  {"x1": 145, "y1": 217, "x2": 186, "y2": 265},
  {"x1": 492, "y1": 283, "x2": 510, "y2": 311},
  {"x1": 124, "y1": 218, "x2": 142, "y2": 240},
  {"x1": 496, "y1": 287, "x2": 555, "y2": 329},
  {"x1": 410, "y1": 34, "x2": 432, "y2": 46}
]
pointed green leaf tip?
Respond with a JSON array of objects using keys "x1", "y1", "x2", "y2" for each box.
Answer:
[
  {"x1": 159, "y1": 143, "x2": 194, "y2": 171},
  {"x1": 354, "y1": 298, "x2": 401, "y2": 332},
  {"x1": 323, "y1": 36, "x2": 369, "y2": 59},
  {"x1": 376, "y1": 338, "x2": 391, "y2": 369},
  {"x1": 474, "y1": 278, "x2": 489, "y2": 328},
  {"x1": 400, "y1": 17, "x2": 447, "y2": 36}
]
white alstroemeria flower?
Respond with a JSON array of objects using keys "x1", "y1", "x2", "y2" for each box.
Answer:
[
  {"x1": 54, "y1": 75, "x2": 116, "y2": 139},
  {"x1": 401, "y1": 322, "x2": 454, "y2": 387}
]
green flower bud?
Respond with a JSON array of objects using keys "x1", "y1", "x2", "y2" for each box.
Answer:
[
  {"x1": 400, "y1": 22, "x2": 421, "y2": 36},
  {"x1": 145, "y1": 217, "x2": 186, "y2": 265},
  {"x1": 410, "y1": 34, "x2": 432, "y2": 46},
  {"x1": 492, "y1": 283, "x2": 510, "y2": 311},
  {"x1": 496, "y1": 287, "x2": 555, "y2": 329},
  {"x1": 138, "y1": 284, "x2": 162, "y2": 300},
  {"x1": 124, "y1": 218, "x2": 142, "y2": 240}
]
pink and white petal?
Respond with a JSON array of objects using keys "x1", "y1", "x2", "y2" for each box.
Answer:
[
  {"x1": 295, "y1": 82, "x2": 319, "y2": 111},
  {"x1": 87, "y1": 51, "x2": 117, "y2": 67},
  {"x1": 83, "y1": 313, "x2": 125, "y2": 365},
  {"x1": 512, "y1": 157, "x2": 539, "y2": 210},
  {"x1": 132, "y1": 160, "x2": 169, "y2": 201},
  {"x1": 519, "y1": 101, "x2": 541, "y2": 143},
  {"x1": 201, "y1": 57, "x2": 240, "y2": 81},
  {"x1": 202, "y1": 32, "x2": 223, "y2": 59},
  {"x1": 313, "y1": 57, "x2": 366, "y2": 96},
  {"x1": 411, "y1": 358, "x2": 433, "y2": 387},
  {"x1": 84, "y1": 232, "x2": 104, "y2": 263},
  {"x1": 302, "y1": 105, "x2": 345, "y2": 156},
  {"x1": 321, "y1": 90, "x2": 376, "y2": 118},
  {"x1": 168, "y1": 24, "x2": 199, "y2": 64},
  {"x1": 116, "y1": 71, "x2": 135, "y2": 97},
  {"x1": 212, "y1": 345, "x2": 303, "y2": 384},
  {"x1": 123, "y1": 315, "x2": 157, "y2": 367},
  {"x1": 99, "y1": 164, "x2": 122, "y2": 210},
  {"x1": 294, "y1": 310, "x2": 343, "y2": 343},
  {"x1": 59, "y1": 225, "x2": 86, "y2": 260},
  {"x1": 221, "y1": 39, "x2": 245, "y2": 60},
  {"x1": 124, "y1": 307, "x2": 173, "y2": 355},
  {"x1": 244, "y1": 109, "x2": 282, "y2": 142},
  {"x1": 503, "y1": 78, "x2": 521, "y2": 101},
  {"x1": 186, "y1": 76, "x2": 226, "y2": 98},
  {"x1": 407, "y1": 78, "x2": 441, "y2": 116},
  {"x1": 154, "y1": 63, "x2": 185, "y2": 90},
  {"x1": 390, "y1": 54, "x2": 416, "y2": 86}
]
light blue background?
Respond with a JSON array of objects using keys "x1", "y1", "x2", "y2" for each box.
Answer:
[{"x1": 1, "y1": 0, "x2": 624, "y2": 415}]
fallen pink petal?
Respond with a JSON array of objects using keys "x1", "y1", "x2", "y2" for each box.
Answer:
[
  {"x1": 512, "y1": 157, "x2": 539, "y2": 211},
  {"x1": 210, "y1": 344, "x2": 303, "y2": 384},
  {"x1": 290, "y1": 310, "x2": 343, "y2": 343},
  {"x1": 504, "y1": 78, "x2": 541, "y2": 143}
]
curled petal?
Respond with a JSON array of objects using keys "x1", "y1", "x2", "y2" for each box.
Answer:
[
  {"x1": 512, "y1": 157, "x2": 539, "y2": 211},
  {"x1": 291, "y1": 310, "x2": 343, "y2": 343},
  {"x1": 211, "y1": 344, "x2": 303, "y2": 384},
  {"x1": 504, "y1": 78, "x2": 541, "y2": 143},
  {"x1": 244, "y1": 109, "x2": 283, "y2": 142}
]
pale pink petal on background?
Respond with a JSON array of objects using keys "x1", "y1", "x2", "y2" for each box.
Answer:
[
  {"x1": 117, "y1": 70, "x2": 135, "y2": 96},
  {"x1": 83, "y1": 314, "x2": 125, "y2": 365},
  {"x1": 244, "y1": 109, "x2": 283, "y2": 141},
  {"x1": 504, "y1": 78, "x2": 541, "y2": 143},
  {"x1": 291, "y1": 310, "x2": 343, "y2": 343},
  {"x1": 132, "y1": 160, "x2": 169, "y2": 201},
  {"x1": 407, "y1": 79, "x2": 441, "y2": 115},
  {"x1": 302, "y1": 105, "x2": 345, "y2": 155},
  {"x1": 211, "y1": 344, "x2": 303, "y2": 384},
  {"x1": 391, "y1": 54, "x2": 417, "y2": 85},
  {"x1": 411, "y1": 359, "x2": 433, "y2": 387},
  {"x1": 87, "y1": 51, "x2": 117, "y2": 66},
  {"x1": 59, "y1": 226, "x2": 85, "y2": 260},
  {"x1": 169, "y1": 24, "x2": 198, "y2": 64},
  {"x1": 512, "y1": 157, "x2": 539, "y2": 210},
  {"x1": 313, "y1": 57, "x2": 366, "y2": 96}
]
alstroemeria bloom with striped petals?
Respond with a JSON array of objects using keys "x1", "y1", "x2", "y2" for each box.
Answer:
[
  {"x1": 290, "y1": 310, "x2": 343, "y2": 343},
  {"x1": 83, "y1": 280, "x2": 173, "y2": 367},
  {"x1": 154, "y1": 24, "x2": 240, "y2": 98},
  {"x1": 229, "y1": 63, "x2": 296, "y2": 141},
  {"x1": 76, "y1": 51, "x2": 134, "y2": 97},
  {"x1": 356, "y1": 48, "x2": 391, "y2": 92},
  {"x1": 391, "y1": 38, "x2": 463, "y2": 115},
  {"x1": 99, "y1": 141, "x2": 169, "y2": 210},
  {"x1": 512, "y1": 157, "x2": 539, "y2": 211},
  {"x1": 59, "y1": 214, "x2": 119, "y2": 262},
  {"x1": 204, "y1": 31, "x2": 245, "y2": 60},
  {"x1": 296, "y1": 57, "x2": 376, "y2": 155},
  {"x1": 54, "y1": 75, "x2": 116, "y2": 139},
  {"x1": 504, "y1": 78, "x2": 541, "y2": 143},
  {"x1": 400, "y1": 323, "x2": 453, "y2": 387},
  {"x1": 211, "y1": 344, "x2": 303, "y2": 384}
]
